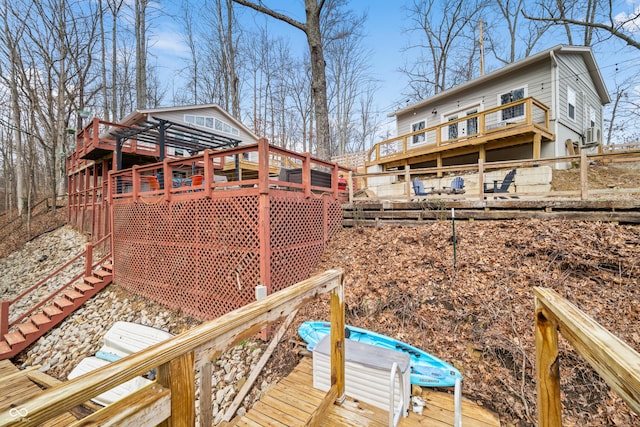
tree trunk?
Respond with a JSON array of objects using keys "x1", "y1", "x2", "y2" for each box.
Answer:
[
  {"x1": 135, "y1": 0, "x2": 148, "y2": 109},
  {"x1": 304, "y1": 0, "x2": 329, "y2": 159}
]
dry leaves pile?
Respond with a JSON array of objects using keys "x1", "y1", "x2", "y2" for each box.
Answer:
[{"x1": 271, "y1": 219, "x2": 640, "y2": 426}]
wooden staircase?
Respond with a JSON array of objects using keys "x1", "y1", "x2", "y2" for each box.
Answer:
[{"x1": 0, "y1": 261, "x2": 113, "y2": 360}]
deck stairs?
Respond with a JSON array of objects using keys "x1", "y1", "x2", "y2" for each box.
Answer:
[{"x1": 0, "y1": 261, "x2": 114, "y2": 360}]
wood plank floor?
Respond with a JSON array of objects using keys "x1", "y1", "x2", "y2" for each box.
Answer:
[
  {"x1": 228, "y1": 358, "x2": 500, "y2": 426},
  {"x1": 0, "y1": 360, "x2": 78, "y2": 426}
]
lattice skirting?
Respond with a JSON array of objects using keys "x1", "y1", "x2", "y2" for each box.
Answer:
[{"x1": 112, "y1": 194, "x2": 342, "y2": 320}]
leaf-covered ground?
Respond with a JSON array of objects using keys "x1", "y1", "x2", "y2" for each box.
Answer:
[{"x1": 270, "y1": 220, "x2": 640, "y2": 426}]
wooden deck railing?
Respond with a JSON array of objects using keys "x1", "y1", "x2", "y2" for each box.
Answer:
[
  {"x1": 367, "y1": 97, "x2": 552, "y2": 166},
  {"x1": 0, "y1": 269, "x2": 345, "y2": 427},
  {"x1": 109, "y1": 138, "x2": 352, "y2": 203},
  {"x1": 534, "y1": 287, "x2": 640, "y2": 426},
  {"x1": 350, "y1": 148, "x2": 640, "y2": 203}
]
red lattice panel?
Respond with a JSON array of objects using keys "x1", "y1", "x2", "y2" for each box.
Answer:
[
  {"x1": 113, "y1": 196, "x2": 259, "y2": 320},
  {"x1": 112, "y1": 193, "x2": 343, "y2": 321},
  {"x1": 269, "y1": 194, "x2": 343, "y2": 293}
]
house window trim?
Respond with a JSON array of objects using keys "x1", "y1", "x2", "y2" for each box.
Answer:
[
  {"x1": 567, "y1": 86, "x2": 576, "y2": 122},
  {"x1": 184, "y1": 114, "x2": 240, "y2": 136},
  {"x1": 410, "y1": 118, "x2": 427, "y2": 145},
  {"x1": 497, "y1": 86, "x2": 528, "y2": 123}
]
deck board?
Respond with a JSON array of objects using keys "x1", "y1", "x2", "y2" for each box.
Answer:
[
  {"x1": 0, "y1": 360, "x2": 82, "y2": 426},
  {"x1": 232, "y1": 357, "x2": 500, "y2": 427}
]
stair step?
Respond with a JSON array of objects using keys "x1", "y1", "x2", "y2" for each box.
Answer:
[
  {"x1": 17, "y1": 322, "x2": 39, "y2": 336},
  {"x1": 102, "y1": 262, "x2": 113, "y2": 272},
  {"x1": 75, "y1": 282, "x2": 95, "y2": 293},
  {"x1": 0, "y1": 340, "x2": 11, "y2": 355},
  {"x1": 84, "y1": 276, "x2": 103, "y2": 286},
  {"x1": 43, "y1": 305, "x2": 64, "y2": 318},
  {"x1": 54, "y1": 297, "x2": 74, "y2": 309},
  {"x1": 94, "y1": 270, "x2": 112, "y2": 280},
  {"x1": 31, "y1": 314, "x2": 53, "y2": 328},
  {"x1": 64, "y1": 290, "x2": 84, "y2": 302},
  {"x1": 5, "y1": 331, "x2": 26, "y2": 346}
]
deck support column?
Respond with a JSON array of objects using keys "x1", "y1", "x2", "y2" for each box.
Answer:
[
  {"x1": 533, "y1": 133, "x2": 542, "y2": 159},
  {"x1": 258, "y1": 138, "x2": 272, "y2": 293}
]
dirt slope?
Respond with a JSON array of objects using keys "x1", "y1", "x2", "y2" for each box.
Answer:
[{"x1": 271, "y1": 220, "x2": 640, "y2": 426}]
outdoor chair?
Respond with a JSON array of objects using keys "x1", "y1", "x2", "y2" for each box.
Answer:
[
  {"x1": 450, "y1": 176, "x2": 465, "y2": 194},
  {"x1": 484, "y1": 169, "x2": 516, "y2": 194},
  {"x1": 145, "y1": 176, "x2": 160, "y2": 191},
  {"x1": 190, "y1": 175, "x2": 204, "y2": 186},
  {"x1": 412, "y1": 178, "x2": 430, "y2": 196}
]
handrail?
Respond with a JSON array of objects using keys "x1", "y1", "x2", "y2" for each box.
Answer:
[
  {"x1": 534, "y1": 287, "x2": 640, "y2": 426},
  {"x1": 0, "y1": 269, "x2": 345, "y2": 427},
  {"x1": 367, "y1": 96, "x2": 551, "y2": 165},
  {"x1": 109, "y1": 138, "x2": 353, "y2": 203},
  {"x1": 1, "y1": 234, "x2": 111, "y2": 330}
]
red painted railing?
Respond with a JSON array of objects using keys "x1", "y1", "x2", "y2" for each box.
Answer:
[{"x1": 0, "y1": 233, "x2": 111, "y2": 337}]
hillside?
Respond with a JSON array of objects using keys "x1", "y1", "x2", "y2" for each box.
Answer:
[
  {"x1": 274, "y1": 220, "x2": 640, "y2": 426},
  {"x1": 2, "y1": 202, "x2": 640, "y2": 425}
]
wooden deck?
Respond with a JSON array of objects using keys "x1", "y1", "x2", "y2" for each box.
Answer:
[
  {"x1": 0, "y1": 360, "x2": 79, "y2": 426},
  {"x1": 226, "y1": 358, "x2": 500, "y2": 427}
]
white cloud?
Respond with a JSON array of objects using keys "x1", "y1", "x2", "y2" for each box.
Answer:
[{"x1": 614, "y1": 3, "x2": 640, "y2": 33}]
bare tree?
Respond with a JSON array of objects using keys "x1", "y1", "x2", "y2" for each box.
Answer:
[
  {"x1": 135, "y1": 0, "x2": 150, "y2": 109},
  {"x1": 401, "y1": 0, "x2": 487, "y2": 100},
  {"x1": 232, "y1": 0, "x2": 331, "y2": 159},
  {"x1": 107, "y1": 0, "x2": 125, "y2": 120},
  {"x1": 524, "y1": 0, "x2": 640, "y2": 49},
  {"x1": 486, "y1": 0, "x2": 552, "y2": 65}
]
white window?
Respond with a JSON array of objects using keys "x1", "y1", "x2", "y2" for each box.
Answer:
[
  {"x1": 466, "y1": 109, "x2": 478, "y2": 135},
  {"x1": 499, "y1": 87, "x2": 526, "y2": 121},
  {"x1": 411, "y1": 120, "x2": 426, "y2": 144},
  {"x1": 184, "y1": 115, "x2": 195, "y2": 124},
  {"x1": 205, "y1": 117, "x2": 214, "y2": 128},
  {"x1": 567, "y1": 87, "x2": 576, "y2": 121},
  {"x1": 589, "y1": 107, "x2": 596, "y2": 128},
  {"x1": 448, "y1": 116, "x2": 458, "y2": 140}
]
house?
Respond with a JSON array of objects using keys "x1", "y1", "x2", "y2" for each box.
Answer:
[{"x1": 368, "y1": 45, "x2": 610, "y2": 173}]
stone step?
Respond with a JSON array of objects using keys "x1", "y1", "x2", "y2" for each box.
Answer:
[{"x1": 4, "y1": 331, "x2": 26, "y2": 347}]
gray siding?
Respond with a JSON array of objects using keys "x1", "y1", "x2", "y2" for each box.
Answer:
[{"x1": 555, "y1": 53, "x2": 603, "y2": 149}]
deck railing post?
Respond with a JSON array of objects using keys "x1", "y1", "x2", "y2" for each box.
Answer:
[
  {"x1": 580, "y1": 148, "x2": 588, "y2": 200},
  {"x1": 0, "y1": 300, "x2": 9, "y2": 337},
  {"x1": 330, "y1": 272, "x2": 345, "y2": 403},
  {"x1": 478, "y1": 158, "x2": 485, "y2": 201},
  {"x1": 303, "y1": 152, "x2": 312, "y2": 198},
  {"x1": 157, "y1": 351, "x2": 196, "y2": 427},
  {"x1": 85, "y1": 243, "x2": 94, "y2": 277},
  {"x1": 535, "y1": 296, "x2": 562, "y2": 427}
]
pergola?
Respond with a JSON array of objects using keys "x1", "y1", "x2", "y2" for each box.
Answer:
[{"x1": 110, "y1": 116, "x2": 242, "y2": 170}]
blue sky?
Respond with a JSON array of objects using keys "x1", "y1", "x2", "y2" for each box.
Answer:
[{"x1": 148, "y1": 0, "x2": 640, "y2": 137}]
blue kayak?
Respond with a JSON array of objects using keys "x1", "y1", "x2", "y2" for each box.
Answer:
[{"x1": 298, "y1": 320, "x2": 462, "y2": 388}]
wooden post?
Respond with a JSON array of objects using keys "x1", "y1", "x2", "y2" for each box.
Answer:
[
  {"x1": 478, "y1": 158, "x2": 485, "y2": 201},
  {"x1": 157, "y1": 352, "x2": 196, "y2": 427},
  {"x1": 533, "y1": 133, "x2": 542, "y2": 159},
  {"x1": 580, "y1": 148, "x2": 588, "y2": 200},
  {"x1": 131, "y1": 166, "x2": 140, "y2": 202},
  {"x1": 330, "y1": 274, "x2": 345, "y2": 403},
  {"x1": 199, "y1": 362, "x2": 213, "y2": 426},
  {"x1": 203, "y1": 149, "x2": 212, "y2": 199},
  {"x1": 436, "y1": 154, "x2": 443, "y2": 177},
  {"x1": 405, "y1": 167, "x2": 411, "y2": 201},
  {"x1": 0, "y1": 300, "x2": 9, "y2": 337},
  {"x1": 163, "y1": 159, "x2": 172, "y2": 202},
  {"x1": 85, "y1": 243, "x2": 93, "y2": 277},
  {"x1": 535, "y1": 298, "x2": 562, "y2": 427},
  {"x1": 258, "y1": 139, "x2": 272, "y2": 293},
  {"x1": 303, "y1": 152, "x2": 312, "y2": 198},
  {"x1": 348, "y1": 171, "x2": 354, "y2": 203}
]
